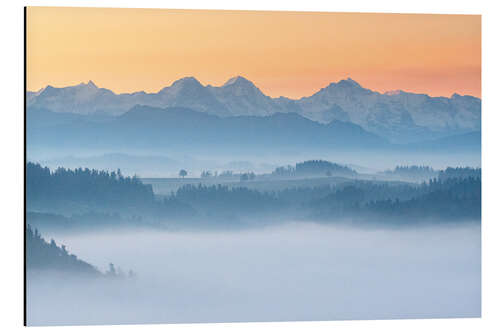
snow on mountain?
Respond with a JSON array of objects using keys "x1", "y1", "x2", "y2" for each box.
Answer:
[
  {"x1": 292, "y1": 78, "x2": 481, "y2": 142},
  {"x1": 27, "y1": 76, "x2": 481, "y2": 143},
  {"x1": 154, "y1": 77, "x2": 229, "y2": 116},
  {"x1": 207, "y1": 76, "x2": 282, "y2": 116},
  {"x1": 27, "y1": 81, "x2": 126, "y2": 115}
]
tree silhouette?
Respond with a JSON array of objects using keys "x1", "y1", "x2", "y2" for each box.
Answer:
[
  {"x1": 106, "y1": 263, "x2": 117, "y2": 277},
  {"x1": 26, "y1": 162, "x2": 155, "y2": 207},
  {"x1": 26, "y1": 225, "x2": 101, "y2": 276},
  {"x1": 179, "y1": 169, "x2": 187, "y2": 178}
]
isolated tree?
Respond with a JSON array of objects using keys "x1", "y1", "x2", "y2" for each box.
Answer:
[
  {"x1": 179, "y1": 169, "x2": 187, "y2": 178},
  {"x1": 107, "y1": 263, "x2": 116, "y2": 277}
]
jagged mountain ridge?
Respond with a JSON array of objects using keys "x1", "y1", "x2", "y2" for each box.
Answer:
[{"x1": 27, "y1": 76, "x2": 481, "y2": 142}]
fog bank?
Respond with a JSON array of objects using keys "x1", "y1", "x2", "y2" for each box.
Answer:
[{"x1": 27, "y1": 222, "x2": 481, "y2": 326}]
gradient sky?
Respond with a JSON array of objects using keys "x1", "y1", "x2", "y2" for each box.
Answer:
[{"x1": 27, "y1": 7, "x2": 481, "y2": 98}]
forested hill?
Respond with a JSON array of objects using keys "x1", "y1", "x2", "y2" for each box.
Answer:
[
  {"x1": 26, "y1": 225, "x2": 100, "y2": 276},
  {"x1": 26, "y1": 162, "x2": 156, "y2": 212},
  {"x1": 364, "y1": 177, "x2": 481, "y2": 221},
  {"x1": 171, "y1": 176, "x2": 481, "y2": 223},
  {"x1": 272, "y1": 160, "x2": 356, "y2": 178},
  {"x1": 26, "y1": 162, "x2": 481, "y2": 228},
  {"x1": 26, "y1": 162, "x2": 195, "y2": 218}
]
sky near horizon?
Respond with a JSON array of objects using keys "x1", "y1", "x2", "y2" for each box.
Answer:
[{"x1": 27, "y1": 7, "x2": 481, "y2": 98}]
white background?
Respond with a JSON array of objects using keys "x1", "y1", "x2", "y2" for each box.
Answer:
[{"x1": 0, "y1": 0, "x2": 498, "y2": 332}]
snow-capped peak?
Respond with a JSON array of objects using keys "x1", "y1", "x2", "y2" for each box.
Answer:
[
  {"x1": 159, "y1": 77, "x2": 204, "y2": 94},
  {"x1": 339, "y1": 77, "x2": 362, "y2": 87},
  {"x1": 223, "y1": 76, "x2": 254, "y2": 87},
  {"x1": 171, "y1": 76, "x2": 202, "y2": 87}
]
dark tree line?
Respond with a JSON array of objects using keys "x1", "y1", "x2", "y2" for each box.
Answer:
[
  {"x1": 27, "y1": 163, "x2": 196, "y2": 217},
  {"x1": 27, "y1": 162, "x2": 154, "y2": 207},
  {"x1": 167, "y1": 175, "x2": 480, "y2": 223},
  {"x1": 27, "y1": 162, "x2": 481, "y2": 228},
  {"x1": 268, "y1": 181, "x2": 423, "y2": 206},
  {"x1": 174, "y1": 184, "x2": 281, "y2": 216},
  {"x1": 311, "y1": 177, "x2": 481, "y2": 222},
  {"x1": 382, "y1": 165, "x2": 438, "y2": 180},
  {"x1": 365, "y1": 176, "x2": 481, "y2": 221},
  {"x1": 27, "y1": 225, "x2": 135, "y2": 278},
  {"x1": 26, "y1": 224, "x2": 101, "y2": 276},
  {"x1": 272, "y1": 160, "x2": 356, "y2": 178},
  {"x1": 438, "y1": 167, "x2": 481, "y2": 181}
]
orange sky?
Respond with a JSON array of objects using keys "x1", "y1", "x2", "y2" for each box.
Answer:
[{"x1": 26, "y1": 7, "x2": 481, "y2": 98}]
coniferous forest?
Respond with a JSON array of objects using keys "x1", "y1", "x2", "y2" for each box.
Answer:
[
  {"x1": 26, "y1": 162, "x2": 481, "y2": 229},
  {"x1": 26, "y1": 225, "x2": 100, "y2": 276},
  {"x1": 24, "y1": 152, "x2": 483, "y2": 326}
]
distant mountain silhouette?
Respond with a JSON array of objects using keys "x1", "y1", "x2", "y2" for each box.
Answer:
[
  {"x1": 27, "y1": 104, "x2": 483, "y2": 154},
  {"x1": 27, "y1": 106, "x2": 388, "y2": 150},
  {"x1": 27, "y1": 76, "x2": 481, "y2": 143},
  {"x1": 27, "y1": 105, "x2": 388, "y2": 153},
  {"x1": 403, "y1": 131, "x2": 481, "y2": 152},
  {"x1": 27, "y1": 105, "x2": 482, "y2": 155}
]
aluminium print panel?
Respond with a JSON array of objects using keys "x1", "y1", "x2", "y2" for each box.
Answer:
[{"x1": 25, "y1": 7, "x2": 481, "y2": 326}]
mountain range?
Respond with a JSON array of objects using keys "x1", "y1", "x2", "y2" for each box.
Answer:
[
  {"x1": 27, "y1": 76, "x2": 481, "y2": 143},
  {"x1": 27, "y1": 106, "x2": 389, "y2": 154}
]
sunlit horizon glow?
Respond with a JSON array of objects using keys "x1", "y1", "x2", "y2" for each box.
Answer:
[{"x1": 27, "y1": 7, "x2": 481, "y2": 99}]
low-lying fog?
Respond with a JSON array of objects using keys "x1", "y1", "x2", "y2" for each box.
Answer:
[
  {"x1": 29, "y1": 148, "x2": 481, "y2": 178},
  {"x1": 27, "y1": 222, "x2": 481, "y2": 326}
]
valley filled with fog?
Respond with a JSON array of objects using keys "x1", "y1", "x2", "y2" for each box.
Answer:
[
  {"x1": 27, "y1": 222, "x2": 480, "y2": 325},
  {"x1": 25, "y1": 152, "x2": 482, "y2": 325}
]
